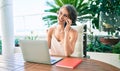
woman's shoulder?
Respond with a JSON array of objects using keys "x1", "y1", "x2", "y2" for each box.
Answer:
[
  {"x1": 48, "y1": 26, "x2": 56, "y2": 31},
  {"x1": 70, "y1": 27, "x2": 78, "y2": 34},
  {"x1": 68, "y1": 27, "x2": 78, "y2": 40},
  {"x1": 69, "y1": 27, "x2": 78, "y2": 36},
  {"x1": 47, "y1": 26, "x2": 56, "y2": 34}
]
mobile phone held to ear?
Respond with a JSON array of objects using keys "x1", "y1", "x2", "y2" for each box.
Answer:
[{"x1": 64, "y1": 22, "x2": 67, "y2": 28}]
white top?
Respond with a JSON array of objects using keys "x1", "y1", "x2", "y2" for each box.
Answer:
[{"x1": 49, "y1": 35, "x2": 66, "y2": 56}]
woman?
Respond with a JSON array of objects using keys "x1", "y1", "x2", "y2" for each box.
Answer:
[{"x1": 47, "y1": 4, "x2": 78, "y2": 56}]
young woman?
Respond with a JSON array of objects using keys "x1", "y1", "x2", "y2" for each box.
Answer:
[{"x1": 47, "y1": 4, "x2": 78, "y2": 56}]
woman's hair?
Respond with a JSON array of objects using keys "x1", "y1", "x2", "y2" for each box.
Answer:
[{"x1": 63, "y1": 4, "x2": 77, "y2": 25}]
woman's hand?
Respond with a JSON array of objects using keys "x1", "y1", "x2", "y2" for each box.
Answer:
[{"x1": 64, "y1": 18, "x2": 72, "y2": 32}]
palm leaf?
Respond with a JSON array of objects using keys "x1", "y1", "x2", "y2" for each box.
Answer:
[
  {"x1": 73, "y1": 0, "x2": 78, "y2": 7},
  {"x1": 76, "y1": 0, "x2": 84, "y2": 9},
  {"x1": 78, "y1": 16, "x2": 93, "y2": 21},
  {"x1": 43, "y1": 15, "x2": 57, "y2": 20},
  {"x1": 46, "y1": 1, "x2": 57, "y2": 8},
  {"x1": 54, "y1": 0, "x2": 64, "y2": 7},
  {"x1": 78, "y1": 7, "x2": 89, "y2": 14},
  {"x1": 50, "y1": 20, "x2": 58, "y2": 25},
  {"x1": 61, "y1": 0, "x2": 69, "y2": 4},
  {"x1": 45, "y1": 8, "x2": 59, "y2": 13},
  {"x1": 77, "y1": 3, "x2": 89, "y2": 11},
  {"x1": 43, "y1": 0, "x2": 92, "y2": 27}
]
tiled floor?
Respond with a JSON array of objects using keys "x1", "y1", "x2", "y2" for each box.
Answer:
[{"x1": 0, "y1": 54, "x2": 24, "y2": 71}]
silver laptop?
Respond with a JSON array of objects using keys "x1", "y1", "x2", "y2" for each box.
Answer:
[{"x1": 19, "y1": 40, "x2": 63, "y2": 64}]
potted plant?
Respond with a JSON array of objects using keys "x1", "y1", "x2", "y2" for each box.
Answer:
[
  {"x1": 89, "y1": 0, "x2": 120, "y2": 45},
  {"x1": 25, "y1": 31, "x2": 39, "y2": 40},
  {"x1": 102, "y1": 0, "x2": 120, "y2": 36},
  {"x1": 112, "y1": 41, "x2": 120, "y2": 60},
  {"x1": 88, "y1": 0, "x2": 120, "y2": 35},
  {"x1": 112, "y1": 42, "x2": 120, "y2": 54}
]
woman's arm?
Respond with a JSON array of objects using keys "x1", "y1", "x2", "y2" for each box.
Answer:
[
  {"x1": 64, "y1": 29, "x2": 78, "y2": 56},
  {"x1": 63, "y1": 18, "x2": 78, "y2": 56},
  {"x1": 47, "y1": 27, "x2": 54, "y2": 49}
]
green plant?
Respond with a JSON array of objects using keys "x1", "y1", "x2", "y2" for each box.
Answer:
[
  {"x1": 87, "y1": 35, "x2": 112, "y2": 52},
  {"x1": 88, "y1": 0, "x2": 101, "y2": 29},
  {"x1": 43, "y1": 0, "x2": 92, "y2": 27},
  {"x1": 0, "y1": 40, "x2": 2, "y2": 54},
  {"x1": 15, "y1": 39, "x2": 19, "y2": 47},
  {"x1": 112, "y1": 42, "x2": 120, "y2": 54},
  {"x1": 25, "y1": 31, "x2": 39, "y2": 40},
  {"x1": 89, "y1": 0, "x2": 120, "y2": 31}
]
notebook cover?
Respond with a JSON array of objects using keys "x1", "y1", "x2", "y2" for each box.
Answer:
[{"x1": 55, "y1": 57, "x2": 82, "y2": 69}]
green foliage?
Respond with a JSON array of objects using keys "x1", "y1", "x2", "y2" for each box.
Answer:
[
  {"x1": 43, "y1": 0, "x2": 120, "y2": 32},
  {"x1": 25, "y1": 31, "x2": 39, "y2": 40},
  {"x1": 87, "y1": 36, "x2": 112, "y2": 52},
  {"x1": 25, "y1": 34, "x2": 39, "y2": 40},
  {"x1": 15, "y1": 39, "x2": 19, "y2": 47},
  {"x1": 112, "y1": 42, "x2": 120, "y2": 54},
  {"x1": 43, "y1": 0, "x2": 92, "y2": 26},
  {"x1": 0, "y1": 38, "x2": 22, "y2": 54},
  {"x1": 89, "y1": 0, "x2": 120, "y2": 30},
  {"x1": 0, "y1": 40, "x2": 2, "y2": 54},
  {"x1": 89, "y1": 0, "x2": 100, "y2": 29}
]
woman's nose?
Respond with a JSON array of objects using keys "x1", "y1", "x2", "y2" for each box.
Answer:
[{"x1": 59, "y1": 14, "x2": 64, "y2": 20}]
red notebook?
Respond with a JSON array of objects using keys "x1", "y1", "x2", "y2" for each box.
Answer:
[{"x1": 55, "y1": 57, "x2": 82, "y2": 69}]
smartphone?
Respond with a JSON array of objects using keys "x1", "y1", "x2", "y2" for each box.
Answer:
[{"x1": 64, "y1": 22, "x2": 67, "y2": 28}]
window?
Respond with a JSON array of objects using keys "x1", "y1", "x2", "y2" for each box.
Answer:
[{"x1": 13, "y1": 0, "x2": 49, "y2": 36}]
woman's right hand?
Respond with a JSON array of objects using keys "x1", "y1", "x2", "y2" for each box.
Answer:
[{"x1": 64, "y1": 18, "x2": 72, "y2": 32}]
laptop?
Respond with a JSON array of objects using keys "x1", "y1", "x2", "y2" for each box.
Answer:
[{"x1": 19, "y1": 40, "x2": 63, "y2": 64}]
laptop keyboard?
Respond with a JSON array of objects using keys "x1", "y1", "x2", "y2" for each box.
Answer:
[
  {"x1": 50, "y1": 57, "x2": 63, "y2": 64},
  {"x1": 51, "y1": 59, "x2": 56, "y2": 62}
]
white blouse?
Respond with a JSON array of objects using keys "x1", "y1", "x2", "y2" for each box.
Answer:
[{"x1": 49, "y1": 35, "x2": 66, "y2": 56}]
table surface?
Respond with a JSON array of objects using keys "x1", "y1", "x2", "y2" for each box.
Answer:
[{"x1": 0, "y1": 53, "x2": 120, "y2": 71}]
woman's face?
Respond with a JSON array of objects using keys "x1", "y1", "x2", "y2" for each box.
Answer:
[{"x1": 57, "y1": 7, "x2": 69, "y2": 24}]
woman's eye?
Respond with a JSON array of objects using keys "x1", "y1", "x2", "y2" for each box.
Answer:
[
  {"x1": 63, "y1": 14, "x2": 68, "y2": 17},
  {"x1": 58, "y1": 11, "x2": 68, "y2": 17}
]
